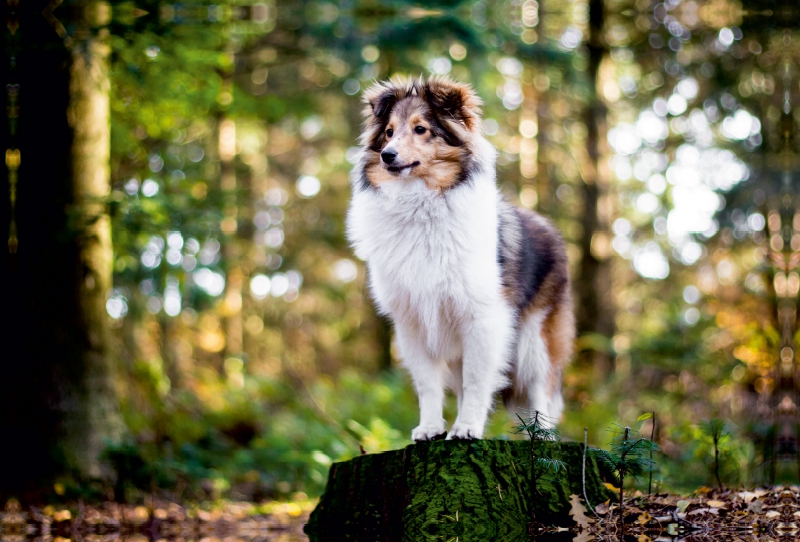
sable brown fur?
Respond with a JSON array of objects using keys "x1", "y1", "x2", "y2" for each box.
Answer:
[
  {"x1": 543, "y1": 300, "x2": 573, "y2": 396},
  {"x1": 498, "y1": 204, "x2": 574, "y2": 411}
]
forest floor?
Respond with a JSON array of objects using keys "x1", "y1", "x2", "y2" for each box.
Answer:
[
  {"x1": 0, "y1": 498, "x2": 313, "y2": 542},
  {"x1": 563, "y1": 484, "x2": 800, "y2": 540},
  {"x1": 2, "y1": 486, "x2": 799, "y2": 541}
]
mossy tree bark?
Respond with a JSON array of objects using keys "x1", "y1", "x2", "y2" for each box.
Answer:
[{"x1": 305, "y1": 440, "x2": 613, "y2": 542}]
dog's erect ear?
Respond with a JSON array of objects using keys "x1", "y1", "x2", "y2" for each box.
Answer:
[
  {"x1": 423, "y1": 77, "x2": 482, "y2": 132},
  {"x1": 360, "y1": 80, "x2": 406, "y2": 151},
  {"x1": 362, "y1": 82, "x2": 398, "y2": 119}
]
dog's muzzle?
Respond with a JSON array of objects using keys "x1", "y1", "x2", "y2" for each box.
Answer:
[{"x1": 381, "y1": 149, "x2": 397, "y2": 164}]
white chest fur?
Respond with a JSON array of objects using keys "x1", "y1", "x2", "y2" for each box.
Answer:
[{"x1": 347, "y1": 173, "x2": 505, "y2": 360}]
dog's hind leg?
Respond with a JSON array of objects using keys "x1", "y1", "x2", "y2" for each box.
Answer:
[
  {"x1": 507, "y1": 309, "x2": 556, "y2": 426},
  {"x1": 539, "y1": 299, "x2": 573, "y2": 422}
]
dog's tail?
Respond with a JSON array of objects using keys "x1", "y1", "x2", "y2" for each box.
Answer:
[{"x1": 503, "y1": 301, "x2": 573, "y2": 425}]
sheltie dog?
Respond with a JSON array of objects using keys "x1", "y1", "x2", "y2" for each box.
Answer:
[{"x1": 347, "y1": 76, "x2": 574, "y2": 440}]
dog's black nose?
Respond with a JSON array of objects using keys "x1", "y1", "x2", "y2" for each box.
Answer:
[{"x1": 381, "y1": 149, "x2": 397, "y2": 164}]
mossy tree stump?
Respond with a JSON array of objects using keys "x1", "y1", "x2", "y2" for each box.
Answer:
[{"x1": 305, "y1": 439, "x2": 613, "y2": 541}]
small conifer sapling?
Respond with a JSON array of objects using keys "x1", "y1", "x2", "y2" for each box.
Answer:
[
  {"x1": 591, "y1": 425, "x2": 659, "y2": 537},
  {"x1": 513, "y1": 411, "x2": 565, "y2": 532},
  {"x1": 702, "y1": 418, "x2": 729, "y2": 490}
]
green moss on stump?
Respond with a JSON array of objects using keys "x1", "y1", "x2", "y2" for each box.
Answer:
[{"x1": 305, "y1": 439, "x2": 613, "y2": 542}]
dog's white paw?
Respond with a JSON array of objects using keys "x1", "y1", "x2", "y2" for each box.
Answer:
[
  {"x1": 446, "y1": 422, "x2": 483, "y2": 440},
  {"x1": 411, "y1": 422, "x2": 446, "y2": 442}
]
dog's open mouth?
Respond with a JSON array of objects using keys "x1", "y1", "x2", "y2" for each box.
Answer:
[{"x1": 386, "y1": 161, "x2": 420, "y2": 174}]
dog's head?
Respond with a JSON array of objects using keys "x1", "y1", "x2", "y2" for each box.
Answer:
[{"x1": 358, "y1": 76, "x2": 483, "y2": 191}]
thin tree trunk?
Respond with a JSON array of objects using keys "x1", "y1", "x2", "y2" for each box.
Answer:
[
  {"x1": 619, "y1": 427, "x2": 631, "y2": 537},
  {"x1": 529, "y1": 411, "x2": 540, "y2": 531},
  {"x1": 713, "y1": 434, "x2": 723, "y2": 489},
  {"x1": 575, "y1": 0, "x2": 615, "y2": 375},
  {"x1": 619, "y1": 475, "x2": 625, "y2": 536},
  {"x1": 219, "y1": 114, "x2": 243, "y2": 363}
]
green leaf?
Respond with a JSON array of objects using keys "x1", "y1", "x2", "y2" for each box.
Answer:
[{"x1": 637, "y1": 412, "x2": 653, "y2": 421}]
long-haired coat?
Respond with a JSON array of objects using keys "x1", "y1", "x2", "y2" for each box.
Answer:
[{"x1": 347, "y1": 76, "x2": 574, "y2": 440}]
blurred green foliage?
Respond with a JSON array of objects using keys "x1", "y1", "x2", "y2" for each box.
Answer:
[
  {"x1": 104, "y1": 369, "x2": 419, "y2": 499},
  {"x1": 92, "y1": 0, "x2": 795, "y2": 502}
]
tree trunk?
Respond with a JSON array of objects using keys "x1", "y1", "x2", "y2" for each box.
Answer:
[
  {"x1": 0, "y1": 0, "x2": 122, "y2": 494},
  {"x1": 61, "y1": 13, "x2": 124, "y2": 478},
  {"x1": 305, "y1": 440, "x2": 613, "y2": 541},
  {"x1": 219, "y1": 115, "x2": 244, "y2": 365},
  {"x1": 575, "y1": 0, "x2": 616, "y2": 374}
]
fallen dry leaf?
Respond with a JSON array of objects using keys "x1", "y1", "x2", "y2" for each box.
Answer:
[
  {"x1": 568, "y1": 494, "x2": 593, "y2": 528},
  {"x1": 738, "y1": 491, "x2": 757, "y2": 503},
  {"x1": 747, "y1": 500, "x2": 764, "y2": 513}
]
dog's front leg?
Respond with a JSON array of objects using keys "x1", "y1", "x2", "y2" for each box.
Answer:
[
  {"x1": 448, "y1": 307, "x2": 513, "y2": 440},
  {"x1": 396, "y1": 329, "x2": 447, "y2": 442}
]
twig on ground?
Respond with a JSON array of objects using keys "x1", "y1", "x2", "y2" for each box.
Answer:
[
  {"x1": 582, "y1": 427, "x2": 601, "y2": 520},
  {"x1": 648, "y1": 412, "x2": 655, "y2": 496}
]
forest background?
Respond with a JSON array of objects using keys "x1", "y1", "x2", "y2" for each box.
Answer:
[{"x1": 1, "y1": 0, "x2": 796, "y2": 502}]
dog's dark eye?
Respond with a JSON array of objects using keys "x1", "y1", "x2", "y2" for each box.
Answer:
[
  {"x1": 386, "y1": 128, "x2": 393, "y2": 138},
  {"x1": 414, "y1": 126, "x2": 426, "y2": 134}
]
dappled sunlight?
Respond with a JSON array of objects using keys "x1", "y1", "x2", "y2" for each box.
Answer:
[
  {"x1": 6, "y1": 0, "x2": 800, "y2": 521},
  {"x1": 96, "y1": 0, "x2": 800, "y2": 497}
]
